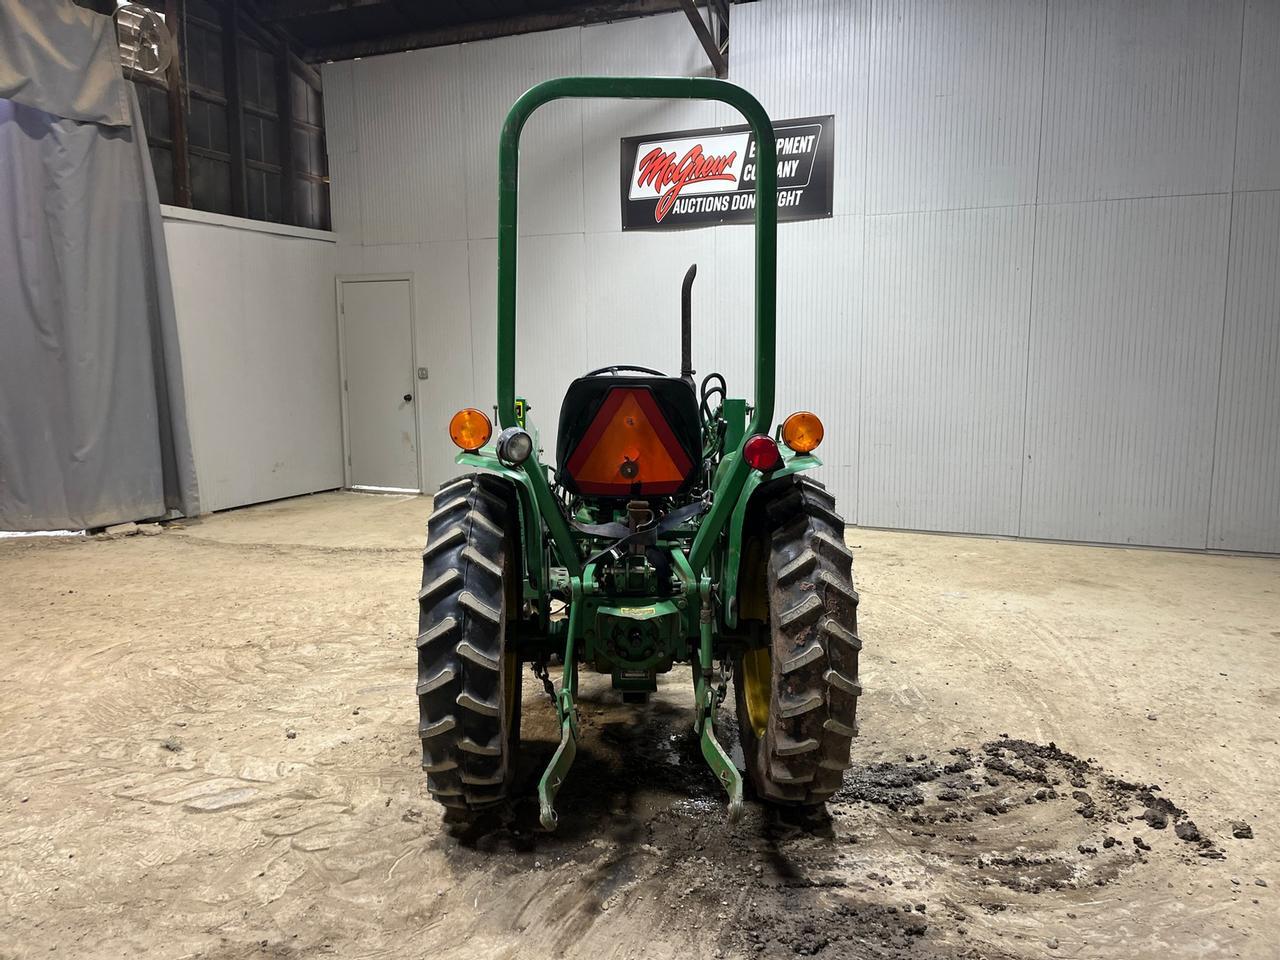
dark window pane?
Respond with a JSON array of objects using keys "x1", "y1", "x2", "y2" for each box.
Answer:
[
  {"x1": 147, "y1": 84, "x2": 170, "y2": 141},
  {"x1": 208, "y1": 102, "x2": 228, "y2": 153},
  {"x1": 290, "y1": 73, "x2": 308, "y2": 125},
  {"x1": 244, "y1": 113, "x2": 262, "y2": 162},
  {"x1": 239, "y1": 41, "x2": 277, "y2": 113},
  {"x1": 258, "y1": 54, "x2": 276, "y2": 113},
  {"x1": 188, "y1": 0, "x2": 220, "y2": 21},
  {"x1": 292, "y1": 177, "x2": 311, "y2": 227},
  {"x1": 262, "y1": 117, "x2": 279, "y2": 166},
  {"x1": 204, "y1": 34, "x2": 225, "y2": 93},
  {"x1": 246, "y1": 168, "x2": 283, "y2": 223},
  {"x1": 308, "y1": 86, "x2": 323, "y2": 126},
  {"x1": 187, "y1": 21, "x2": 223, "y2": 94},
  {"x1": 264, "y1": 171, "x2": 282, "y2": 222},
  {"x1": 291, "y1": 125, "x2": 309, "y2": 175},
  {"x1": 190, "y1": 98, "x2": 230, "y2": 154},
  {"x1": 246, "y1": 167, "x2": 266, "y2": 220},
  {"x1": 238, "y1": 42, "x2": 257, "y2": 105},
  {"x1": 191, "y1": 155, "x2": 231, "y2": 214},
  {"x1": 150, "y1": 146, "x2": 173, "y2": 204},
  {"x1": 244, "y1": 115, "x2": 280, "y2": 166},
  {"x1": 128, "y1": 79, "x2": 150, "y2": 126},
  {"x1": 291, "y1": 126, "x2": 324, "y2": 178},
  {"x1": 129, "y1": 82, "x2": 171, "y2": 144},
  {"x1": 189, "y1": 98, "x2": 211, "y2": 150}
]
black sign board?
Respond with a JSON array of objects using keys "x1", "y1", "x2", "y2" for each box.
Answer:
[{"x1": 620, "y1": 115, "x2": 834, "y2": 231}]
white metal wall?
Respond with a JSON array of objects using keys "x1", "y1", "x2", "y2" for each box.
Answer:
[
  {"x1": 165, "y1": 213, "x2": 344, "y2": 513},
  {"x1": 324, "y1": 0, "x2": 1280, "y2": 553}
]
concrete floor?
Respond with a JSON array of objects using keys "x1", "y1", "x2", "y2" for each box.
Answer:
[{"x1": 0, "y1": 490, "x2": 1275, "y2": 959}]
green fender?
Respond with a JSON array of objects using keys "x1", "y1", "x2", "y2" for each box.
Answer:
[
  {"x1": 720, "y1": 453, "x2": 822, "y2": 630},
  {"x1": 455, "y1": 450, "x2": 545, "y2": 592}
]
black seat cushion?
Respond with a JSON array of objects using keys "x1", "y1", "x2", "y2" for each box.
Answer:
[{"x1": 556, "y1": 375, "x2": 701, "y2": 497}]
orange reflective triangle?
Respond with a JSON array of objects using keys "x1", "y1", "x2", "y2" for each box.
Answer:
[{"x1": 566, "y1": 388, "x2": 692, "y2": 495}]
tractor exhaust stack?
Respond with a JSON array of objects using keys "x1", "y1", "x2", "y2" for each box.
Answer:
[{"x1": 681, "y1": 263, "x2": 697, "y2": 384}]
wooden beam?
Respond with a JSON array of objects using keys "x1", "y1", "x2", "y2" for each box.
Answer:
[
  {"x1": 239, "y1": 2, "x2": 324, "y2": 88},
  {"x1": 303, "y1": 0, "x2": 684, "y2": 62},
  {"x1": 276, "y1": 38, "x2": 297, "y2": 225},
  {"x1": 164, "y1": 0, "x2": 192, "y2": 206},
  {"x1": 221, "y1": 0, "x2": 248, "y2": 216},
  {"x1": 677, "y1": 0, "x2": 726, "y2": 78},
  {"x1": 256, "y1": 0, "x2": 393, "y2": 22}
]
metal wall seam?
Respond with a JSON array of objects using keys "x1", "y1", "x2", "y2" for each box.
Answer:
[{"x1": 1207, "y1": 189, "x2": 1280, "y2": 552}]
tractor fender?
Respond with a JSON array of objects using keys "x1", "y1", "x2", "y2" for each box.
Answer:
[
  {"x1": 721, "y1": 453, "x2": 822, "y2": 630},
  {"x1": 455, "y1": 451, "x2": 545, "y2": 591}
]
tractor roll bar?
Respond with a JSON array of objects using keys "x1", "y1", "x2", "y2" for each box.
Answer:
[
  {"x1": 497, "y1": 76, "x2": 777, "y2": 434},
  {"x1": 497, "y1": 77, "x2": 778, "y2": 577}
]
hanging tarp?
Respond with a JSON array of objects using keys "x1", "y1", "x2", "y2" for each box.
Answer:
[
  {"x1": 0, "y1": 2, "x2": 198, "y2": 530},
  {"x1": 0, "y1": 0, "x2": 131, "y2": 127}
]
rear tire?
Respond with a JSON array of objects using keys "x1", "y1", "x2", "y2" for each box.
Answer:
[
  {"x1": 417, "y1": 473, "x2": 523, "y2": 816},
  {"x1": 734, "y1": 475, "x2": 861, "y2": 805}
]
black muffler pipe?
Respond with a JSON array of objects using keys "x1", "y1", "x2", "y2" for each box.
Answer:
[{"x1": 681, "y1": 263, "x2": 697, "y2": 383}]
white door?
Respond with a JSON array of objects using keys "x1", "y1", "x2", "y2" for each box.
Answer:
[{"x1": 340, "y1": 279, "x2": 420, "y2": 491}]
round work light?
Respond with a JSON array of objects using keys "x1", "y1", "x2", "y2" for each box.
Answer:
[{"x1": 496, "y1": 426, "x2": 534, "y2": 466}]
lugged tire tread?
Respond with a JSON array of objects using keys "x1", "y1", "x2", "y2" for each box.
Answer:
[
  {"x1": 417, "y1": 473, "x2": 521, "y2": 816},
  {"x1": 735, "y1": 474, "x2": 862, "y2": 806}
]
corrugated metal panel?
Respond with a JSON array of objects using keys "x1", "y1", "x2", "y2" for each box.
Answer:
[
  {"x1": 580, "y1": 13, "x2": 726, "y2": 235},
  {"x1": 320, "y1": 61, "x2": 361, "y2": 241},
  {"x1": 865, "y1": 0, "x2": 1045, "y2": 215},
  {"x1": 580, "y1": 228, "x2": 718, "y2": 373},
  {"x1": 705, "y1": 216, "x2": 862, "y2": 520},
  {"x1": 1208, "y1": 189, "x2": 1280, "y2": 552},
  {"x1": 1236, "y1": 0, "x2": 1280, "y2": 192},
  {"x1": 411, "y1": 241, "x2": 476, "y2": 491},
  {"x1": 166, "y1": 221, "x2": 342, "y2": 513},
  {"x1": 320, "y1": 60, "x2": 356, "y2": 154},
  {"x1": 312, "y1": 1, "x2": 1280, "y2": 553},
  {"x1": 467, "y1": 234, "x2": 588, "y2": 458},
  {"x1": 325, "y1": 148, "x2": 362, "y2": 242},
  {"x1": 731, "y1": 0, "x2": 869, "y2": 216},
  {"x1": 860, "y1": 206, "x2": 1034, "y2": 534},
  {"x1": 1022, "y1": 194, "x2": 1231, "y2": 547},
  {"x1": 351, "y1": 45, "x2": 468, "y2": 244},
  {"x1": 1038, "y1": 0, "x2": 1241, "y2": 204},
  {"x1": 774, "y1": 216, "x2": 862, "y2": 520},
  {"x1": 460, "y1": 30, "x2": 583, "y2": 240}
]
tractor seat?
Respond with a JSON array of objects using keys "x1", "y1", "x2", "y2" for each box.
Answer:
[{"x1": 556, "y1": 373, "x2": 701, "y2": 498}]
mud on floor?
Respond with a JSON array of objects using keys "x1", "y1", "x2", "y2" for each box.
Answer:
[
  {"x1": 435, "y1": 683, "x2": 1253, "y2": 960},
  {"x1": 1, "y1": 502, "x2": 1275, "y2": 960}
]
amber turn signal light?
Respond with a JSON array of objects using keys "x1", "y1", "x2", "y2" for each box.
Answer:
[
  {"x1": 449, "y1": 408, "x2": 492, "y2": 452},
  {"x1": 782, "y1": 411, "x2": 824, "y2": 453}
]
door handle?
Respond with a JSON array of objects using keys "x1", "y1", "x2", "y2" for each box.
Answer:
[{"x1": 403, "y1": 393, "x2": 413, "y2": 403}]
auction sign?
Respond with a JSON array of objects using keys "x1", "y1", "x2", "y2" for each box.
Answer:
[{"x1": 620, "y1": 115, "x2": 834, "y2": 231}]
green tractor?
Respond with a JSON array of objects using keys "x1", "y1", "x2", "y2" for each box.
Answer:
[{"x1": 416, "y1": 77, "x2": 860, "y2": 829}]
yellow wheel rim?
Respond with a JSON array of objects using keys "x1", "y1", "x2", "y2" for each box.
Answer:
[{"x1": 742, "y1": 647, "x2": 771, "y2": 738}]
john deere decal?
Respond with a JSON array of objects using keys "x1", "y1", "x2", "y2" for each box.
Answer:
[{"x1": 621, "y1": 115, "x2": 834, "y2": 230}]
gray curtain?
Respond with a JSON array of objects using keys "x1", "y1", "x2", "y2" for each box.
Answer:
[
  {"x1": 0, "y1": 0, "x2": 130, "y2": 126},
  {"x1": 0, "y1": 2, "x2": 199, "y2": 530}
]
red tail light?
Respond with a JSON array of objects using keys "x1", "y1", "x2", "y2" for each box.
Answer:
[
  {"x1": 743, "y1": 434, "x2": 782, "y2": 472},
  {"x1": 564, "y1": 388, "x2": 693, "y2": 495}
]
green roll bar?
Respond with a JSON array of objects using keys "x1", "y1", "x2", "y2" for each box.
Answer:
[{"x1": 497, "y1": 76, "x2": 777, "y2": 578}]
